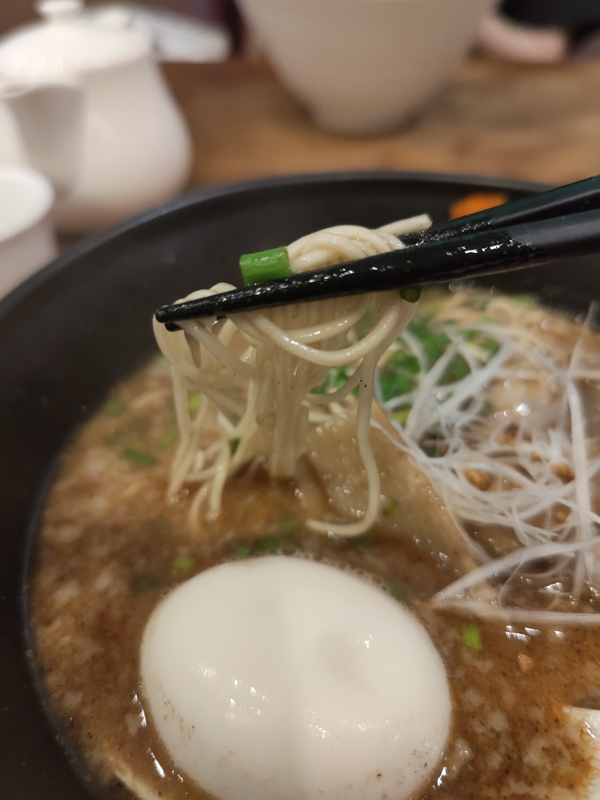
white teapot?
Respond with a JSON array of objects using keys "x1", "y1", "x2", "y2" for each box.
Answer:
[{"x1": 0, "y1": 0, "x2": 193, "y2": 233}]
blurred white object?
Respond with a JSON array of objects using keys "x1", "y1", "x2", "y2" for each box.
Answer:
[
  {"x1": 89, "y1": 4, "x2": 230, "y2": 63},
  {"x1": 0, "y1": 0, "x2": 193, "y2": 234},
  {"x1": 238, "y1": 0, "x2": 494, "y2": 134},
  {"x1": 477, "y1": 11, "x2": 568, "y2": 63},
  {"x1": 0, "y1": 166, "x2": 57, "y2": 299}
]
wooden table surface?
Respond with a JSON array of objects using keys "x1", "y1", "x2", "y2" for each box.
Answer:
[{"x1": 164, "y1": 56, "x2": 600, "y2": 189}]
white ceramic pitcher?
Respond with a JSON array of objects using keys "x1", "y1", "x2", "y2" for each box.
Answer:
[{"x1": 0, "y1": 0, "x2": 193, "y2": 233}]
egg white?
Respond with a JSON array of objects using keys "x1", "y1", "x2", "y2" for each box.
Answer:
[{"x1": 141, "y1": 556, "x2": 452, "y2": 800}]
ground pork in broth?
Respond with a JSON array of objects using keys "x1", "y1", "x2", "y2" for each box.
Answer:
[{"x1": 30, "y1": 290, "x2": 600, "y2": 800}]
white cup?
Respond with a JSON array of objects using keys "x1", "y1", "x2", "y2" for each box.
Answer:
[
  {"x1": 239, "y1": 0, "x2": 493, "y2": 134},
  {"x1": 0, "y1": 165, "x2": 57, "y2": 299}
]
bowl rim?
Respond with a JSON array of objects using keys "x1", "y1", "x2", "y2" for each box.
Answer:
[
  {"x1": 0, "y1": 169, "x2": 548, "y2": 324},
  {"x1": 3, "y1": 168, "x2": 554, "y2": 800}
]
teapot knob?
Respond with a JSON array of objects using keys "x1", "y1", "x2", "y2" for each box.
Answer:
[{"x1": 36, "y1": 0, "x2": 84, "y2": 23}]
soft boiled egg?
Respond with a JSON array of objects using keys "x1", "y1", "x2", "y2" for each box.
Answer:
[{"x1": 141, "y1": 556, "x2": 452, "y2": 800}]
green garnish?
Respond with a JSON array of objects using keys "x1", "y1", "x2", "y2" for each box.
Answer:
[
  {"x1": 392, "y1": 408, "x2": 411, "y2": 426},
  {"x1": 383, "y1": 498, "x2": 399, "y2": 516},
  {"x1": 462, "y1": 330, "x2": 500, "y2": 357},
  {"x1": 386, "y1": 579, "x2": 404, "y2": 601},
  {"x1": 349, "y1": 533, "x2": 371, "y2": 546},
  {"x1": 259, "y1": 535, "x2": 279, "y2": 552},
  {"x1": 104, "y1": 430, "x2": 124, "y2": 447},
  {"x1": 121, "y1": 448, "x2": 156, "y2": 467},
  {"x1": 172, "y1": 555, "x2": 194, "y2": 574},
  {"x1": 132, "y1": 574, "x2": 159, "y2": 593},
  {"x1": 240, "y1": 246, "x2": 292, "y2": 284},
  {"x1": 390, "y1": 350, "x2": 420, "y2": 374},
  {"x1": 462, "y1": 623, "x2": 483, "y2": 649},
  {"x1": 147, "y1": 519, "x2": 170, "y2": 535},
  {"x1": 233, "y1": 543, "x2": 253, "y2": 559},
  {"x1": 482, "y1": 338, "x2": 500, "y2": 355},
  {"x1": 400, "y1": 285, "x2": 422, "y2": 303},
  {"x1": 441, "y1": 354, "x2": 470, "y2": 385},
  {"x1": 230, "y1": 438, "x2": 240, "y2": 456},
  {"x1": 280, "y1": 519, "x2": 298, "y2": 537},
  {"x1": 311, "y1": 366, "x2": 350, "y2": 395},
  {"x1": 105, "y1": 397, "x2": 126, "y2": 417},
  {"x1": 407, "y1": 318, "x2": 452, "y2": 367},
  {"x1": 158, "y1": 429, "x2": 178, "y2": 448},
  {"x1": 513, "y1": 293, "x2": 534, "y2": 306},
  {"x1": 188, "y1": 391, "x2": 202, "y2": 411},
  {"x1": 380, "y1": 371, "x2": 412, "y2": 402}
]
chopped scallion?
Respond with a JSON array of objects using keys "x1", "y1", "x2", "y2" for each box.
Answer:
[
  {"x1": 349, "y1": 533, "x2": 371, "y2": 546},
  {"x1": 188, "y1": 391, "x2": 202, "y2": 411},
  {"x1": 482, "y1": 338, "x2": 500, "y2": 355},
  {"x1": 230, "y1": 438, "x2": 240, "y2": 456},
  {"x1": 381, "y1": 371, "x2": 413, "y2": 402},
  {"x1": 121, "y1": 448, "x2": 156, "y2": 467},
  {"x1": 383, "y1": 498, "x2": 399, "y2": 516},
  {"x1": 390, "y1": 350, "x2": 420, "y2": 374},
  {"x1": 147, "y1": 519, "x2": 170, "y2": 535},
  {"x1": 400, "y1": 286, "x2": 422, "y2": 303},
  {"x1": 259, "y1": 535, "x2": 279, "y2": 552},
  {"x1": 462, "y1": 623, "x2": 483, "y2": 649},
  {"x1": 104, "y1": 430, "x2": 124, "y2": 447},
  {"x1": 158, "y1": 429, "x2": 178, "y2": 448},
  {"x1": 392, "y1": 408, "x2": 411, "y2": 426},
  {"x1": 233, "y1": 543, "x2": 253, "y2": 559},
  {"x1": 105, "y1": 397, "x2": 126, "y2": 417},
  {"x1": 512, "y1": 293, "x2": 534, "y2": 306},
  {"x1": 132, "y1": 574, "x2": 159, "y2": 594},
  {"x1": 172, "y1": 555, "x2": 194, "y2": 574},
  {"x1": 441, "y1": 354, "x2": 470, "y2": 385},
  {"x1": 280, "y1": 519, "x2": 297, "y2": 537},
  {"x1": 240, "y1": 246, "x2": 292, "y2": 284},
  {"x1": 386, "y1": 579, "x2": 404, "y2": 601}
]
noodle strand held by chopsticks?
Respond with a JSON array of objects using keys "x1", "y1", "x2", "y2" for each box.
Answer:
[{"x1": 154, "y1": 216, "x2": 429, "y2": 535}]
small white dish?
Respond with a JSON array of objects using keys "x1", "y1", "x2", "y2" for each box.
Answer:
[
  {"x1": 0, "y1": 165, "x2": 57, "y2": 298},
  {"x1": 238, "y1": 0, "x2": 494, "y2": 134}
]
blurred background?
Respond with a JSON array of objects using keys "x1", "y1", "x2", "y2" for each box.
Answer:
[{"x1": 2, "y1": 0, "x2": 600, "y2": 285}]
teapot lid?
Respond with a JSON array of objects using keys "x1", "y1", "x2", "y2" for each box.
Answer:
[{"x1": 0, "y1": 0, "x2": 151, "y2": 81}]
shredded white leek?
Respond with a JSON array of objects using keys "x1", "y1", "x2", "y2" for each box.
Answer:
[{"x1": 378, "y1": 294, "x2": 600, "y2": 623}]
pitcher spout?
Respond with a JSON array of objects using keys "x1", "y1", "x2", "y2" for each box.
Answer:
[{"x1": 1, "y1": 81, "x2": 84, "y2": 199}]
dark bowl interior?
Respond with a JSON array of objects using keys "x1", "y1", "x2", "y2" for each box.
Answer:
[{"x1": 1, "y1": 171, "x2": 598, "y2": 800}]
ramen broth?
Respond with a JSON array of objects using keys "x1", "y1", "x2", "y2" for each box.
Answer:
[{"x1": 30, "y1": 290, "x2": 600, "y2": 800}]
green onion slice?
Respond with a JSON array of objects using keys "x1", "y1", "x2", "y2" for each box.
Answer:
[
  {"x1": 132, "y1": 574, "x2": 159, "y2": 594},
  {"x1": 158, "y1": 429, "x2": 178, "y2": 448},
  {"x1": 121, "y1": 448, "x2": 156, "y2": 467},
  {"x1": 259, "y1": 535, "x2": 279, "y2": 552},
  {"x1": 462, "y1": 623, "x2": 483, "y2": 649},
  {"x1": 383, "y1": 498, "x2": 399, "y2": 516},
  {"x1": 400, "y1": 286, "x2": 422, "y2": 303},
  {"x1": 105, "y1": 397, "x2": 126, "y2": 417},
  {"x1": 188, "y1": 391, "x2": 202, "y2": 411},
  {"x1": 240, "y1": 247, "x2": 292, "y2": 285},
  {"x1": 172, "y1": 555, "x2": 194, "y2": 574},
  {"x1": 386, "y1": 579, "x2": 404, "y2": 601},
  {"x1": 233, "y1": 543, "x2": 253, "y2": 559}
]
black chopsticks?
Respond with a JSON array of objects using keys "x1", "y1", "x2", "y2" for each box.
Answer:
[
  {"x1": 156, "y1": 175, "x2": 600, "y2": 327},
  {"x1": 401, "y1": 173, "x2": 600, "y2": 246}
]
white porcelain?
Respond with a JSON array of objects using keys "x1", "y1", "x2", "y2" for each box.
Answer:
[
  {"x1": 89, "y1": 4, "x2": 231, "y2": 63},
  {"x1": 0, "y1": 0, "x2": 193, "y2": 233},
  {"x1": 0, "y1": 166, "x2": 57, "y2": 298},
  {"x1": 238, "y1": 0, "x2": 494, "y2": 134}
]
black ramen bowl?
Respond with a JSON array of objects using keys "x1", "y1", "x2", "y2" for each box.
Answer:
[{"x1": 1, "y1": 171, "x2": 597, "y2": 800}]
